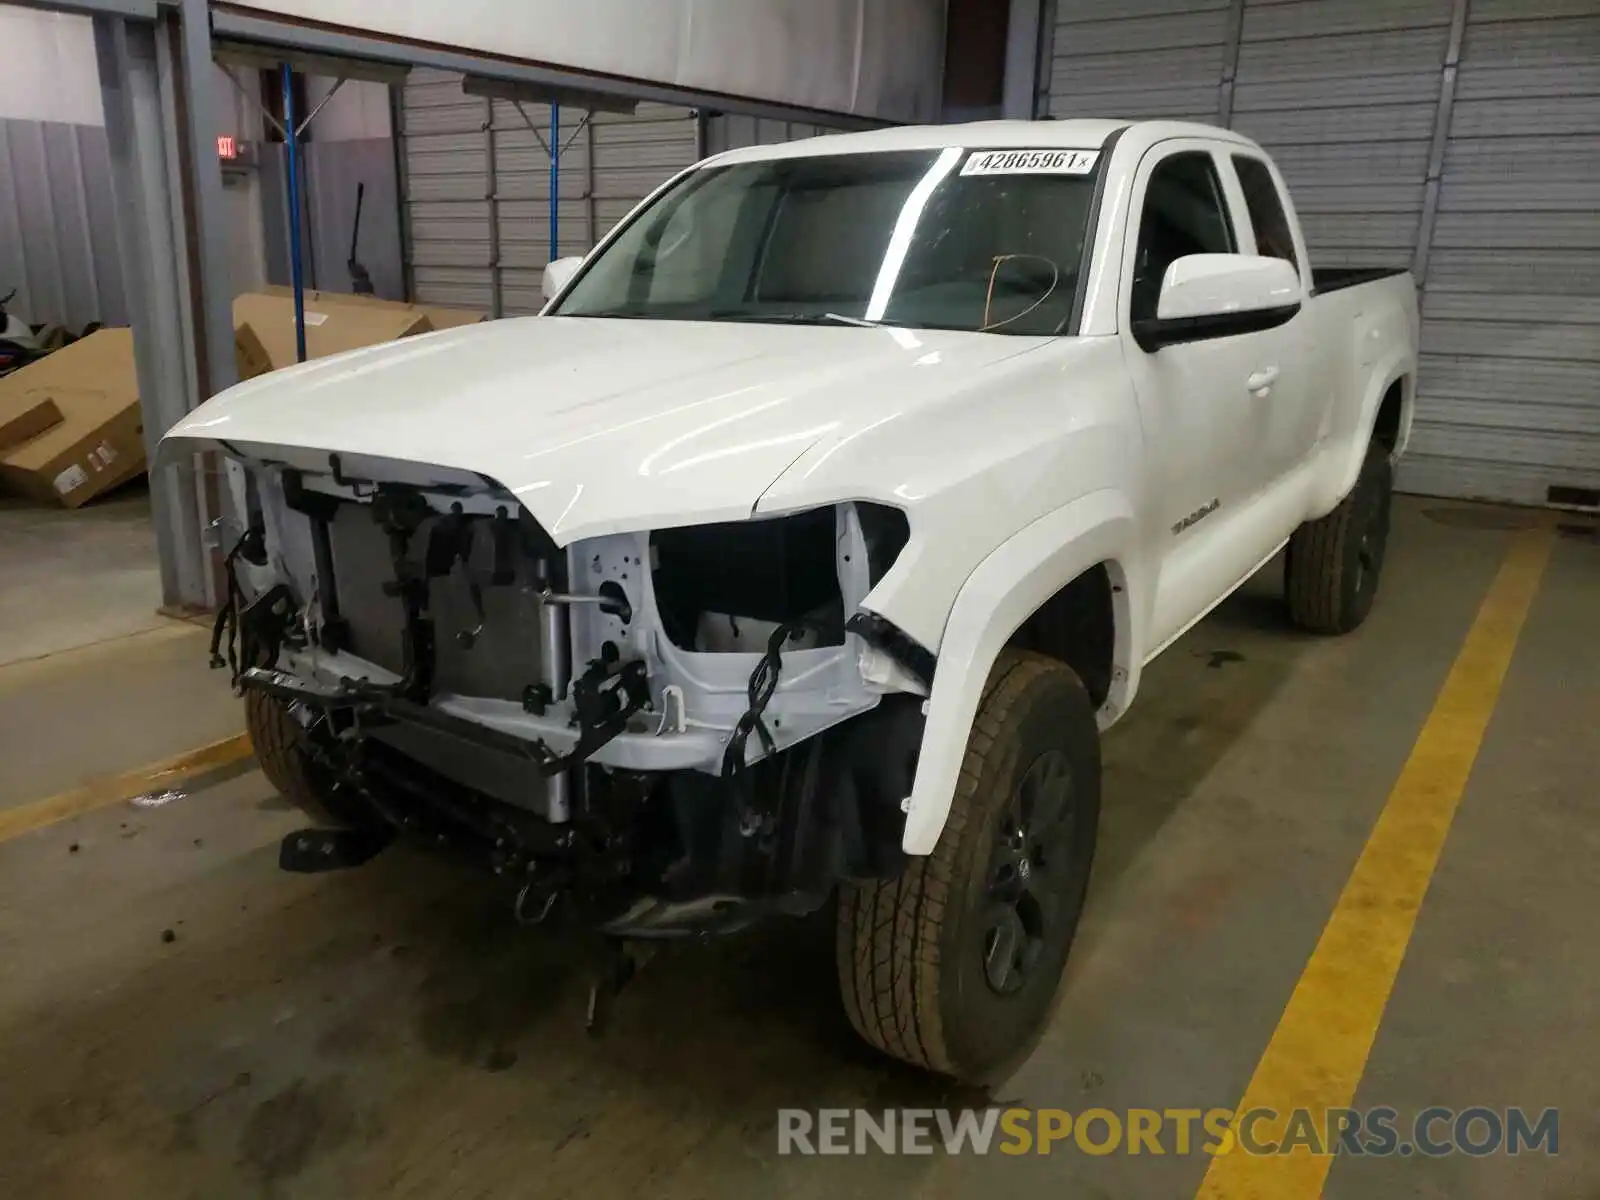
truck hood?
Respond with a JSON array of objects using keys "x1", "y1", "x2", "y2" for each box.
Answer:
[{"x1": 163, "y1": 315, "x2": 1050, "y2": 542}]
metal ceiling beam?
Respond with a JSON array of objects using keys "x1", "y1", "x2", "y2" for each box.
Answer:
[
  {"x1": 463, "y1": 74, "x2": 637, "y2": 116},
  {"x1": 209, "y1": 7, "x2": 891, "y2": 131},
  {"x1": 11, "y1": 0, "x2": 157, "y2": 19},
  {"x1": 213, "y1": 38, "x2": 408, "y2": 85}
]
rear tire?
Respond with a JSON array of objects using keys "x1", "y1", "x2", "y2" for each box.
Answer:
[
  {"x1": 245, "y1": 691, "x2": 367, "y2": 827},
  {"x1": 836, "y1": 650, "x2": 1100, "y2": 1082},
  {"x1": 1285, "y1": 443, "x2": 1393, "y2": 635}
]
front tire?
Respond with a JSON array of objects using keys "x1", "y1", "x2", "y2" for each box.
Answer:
[
  {"x1": 836, "y1": 650, "x2": 1100, "y2": 1081},
  {"x1": 1285, "y1": 442, "x2": 1393, "y2": 635},
  {"x1": 245, "y1": 691, "x2": 368, "y2": 827}
]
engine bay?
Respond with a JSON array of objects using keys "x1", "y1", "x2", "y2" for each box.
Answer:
[{"x1": 212, "y1": 456, "x2": 928, "y2": 935}]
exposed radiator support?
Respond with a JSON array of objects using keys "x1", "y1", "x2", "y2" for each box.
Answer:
[{"x1": 541, "y1": 585, "x2": 573, "y2": 823}]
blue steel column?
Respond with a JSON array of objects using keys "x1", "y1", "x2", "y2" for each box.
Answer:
[
  {"x1": 549, "y1": 102, "x2": 560, "y2": 261},
  {"x1": 282, "y1": 63, "x2": 308, "y2": 362}
]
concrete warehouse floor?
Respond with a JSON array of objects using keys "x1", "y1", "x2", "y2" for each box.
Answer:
[
  {"x1": 0, "y1": 482, "x2": 165, "y2": 669},
  {"x1": 0, "y1": 495, "x2": 1595, "y2": 1198}
]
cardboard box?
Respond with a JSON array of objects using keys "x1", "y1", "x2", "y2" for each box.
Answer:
[
  {"x1": 260, "y1": 285, "x2": 487, "y2": 332},
  {"x1": 0, "y1": 392, "x2": 63, "y2": 456},
  {"x1": 234, "y1": 320, "x2": 274, "y2": 383},
  {"x1": 416, "y1": 303, "x2": 489, "y2": 331},
  {"x1": 0, "y1": 295, "x2": 458, "y2": 508},
  {"x1": 232, "y1": 293, "x2": 434, "y2": 372},
  {"x1": 0, "y1": 329, "x2": 145, "y2": 508}
]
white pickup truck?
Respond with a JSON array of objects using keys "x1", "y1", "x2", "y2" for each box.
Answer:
[{"x1": 162, "y1": 119, "x2": 1418, "y2": 1081}]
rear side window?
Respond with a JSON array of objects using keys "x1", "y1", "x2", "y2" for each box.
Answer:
[
  {"x1": 1131, "y1": 152, "x2": 1236, "y2": 322},
  {"x1": 1233, "y1": 156, "x2": 1299, "y2": 276}
]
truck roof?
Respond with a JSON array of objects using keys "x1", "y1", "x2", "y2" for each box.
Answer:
[{"x1": 703, "y1": 118, "x2": 1262, "y2": 167}]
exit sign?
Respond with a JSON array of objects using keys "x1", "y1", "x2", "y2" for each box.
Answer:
[{"x1": 217, "y1": 135, "x2": 239, "y2": 160}]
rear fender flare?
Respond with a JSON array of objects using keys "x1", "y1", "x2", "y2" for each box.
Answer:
[
  {"x1": 1313, "y1": 350, "x2": 1413, "y2": 517},
  {"x1": 899, "y1": 489, "x2": 1142, "y2": 855}
]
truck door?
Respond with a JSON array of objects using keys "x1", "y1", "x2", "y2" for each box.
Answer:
[
  {"x1": 1224, "y1": 153, "x2": 1320, "y2": 483},
  {"x1": 1118, "y1": 142, "x2": 1266, "y2": 648}
]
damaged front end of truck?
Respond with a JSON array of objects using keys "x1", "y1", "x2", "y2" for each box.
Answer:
[{"x1": 207, "y1": 449, "x2": 931, "y2": 939}]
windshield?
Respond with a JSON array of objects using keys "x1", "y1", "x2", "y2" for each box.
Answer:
[{"x1": 552, "y1": 147, "x2": 1101, "y2": 335}]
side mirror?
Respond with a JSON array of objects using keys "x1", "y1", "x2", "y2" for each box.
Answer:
[
  {"x1": 541, "y1": 256, "x2": 584, "y2": 302},
  {"x1": 1134, "y1": 254, "x2": 1301, "y2": 351}
]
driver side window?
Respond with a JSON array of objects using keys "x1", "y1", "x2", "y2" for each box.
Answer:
[{"x1": 1130, "y1": 152, "x2": 1236, "y2": 323}]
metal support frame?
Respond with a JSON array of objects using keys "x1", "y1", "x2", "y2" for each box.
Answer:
[
  {"x1": 509, "y1": 100, "x2": 592, "y2": 166},
  {"x1": 1413, "y1": 0, "x2": 1470, "y2": 287},
  {"x1": 292, "y1": 76, "x2": 347, "y2": 138},
  {"x1": 176, "y1": 0, "x2": 237, "y2": 400},
  {"x1": 226, "y1": 59, "x2": 363, "y2": 356},
  {"x1": 483, "y1": 96, "x2": 503, "y2": 318},
  {"x1": 210, "y1": 8, "x2": 890, "y2": 132},
  {"x1": 94, "y1": 12, "x2": 209, "y2": 609},
  {"x1": 509, "y1": 100, "x2": 592, "y2": 264},
  {"x1": 221, "y1": 66, "x2": 278, "y2": 135},
  {"x1": 1217, "y1": 0, "x2": 1246, "y2": 128}
]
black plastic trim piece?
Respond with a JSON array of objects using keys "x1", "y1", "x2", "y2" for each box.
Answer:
[
  {"x1": 1065, "y1": 123, "x2": 1132, "y2": 336},
  {"x1": 846, "y1": 611, "x2": 936, "y2": 689},
  {"x1": 1132, "y1": 301, "x2": 1301, "y2": 352},
  {"x1": 280, "y1": 467, "x2": 339, "y2": 520}
]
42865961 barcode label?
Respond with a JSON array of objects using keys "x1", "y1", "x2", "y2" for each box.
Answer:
[{"x1": 960, "y1": 149, "x2": 1099, "y2": 177}]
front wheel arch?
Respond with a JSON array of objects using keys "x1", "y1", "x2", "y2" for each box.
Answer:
[{"x1": 898, "y1": 492, "x2": 1140, "y2": 856}]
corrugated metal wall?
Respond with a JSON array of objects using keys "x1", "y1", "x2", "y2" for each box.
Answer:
[
  {"x1": 1047, "y1": 0, "x2": 1234, "y2": 121},
  {"x1": 0, "y1": 119, "x2": 126, "y2": 332},
  {"x1": 1231, "y1": 0, "x2": 1446, "y2": 272},
  {"x1": 1408, "y1": 0, "x2": 1600, "y2": 503},
  {"x1": 1045, "y1": 0, "x2": 1599, "y2": 506},
  {"x1": 400, "y1": 68, "x2": 699, "y2": 316},
  {"x1": 259, "y1": 139, "x2": 406, "y2": 302}
]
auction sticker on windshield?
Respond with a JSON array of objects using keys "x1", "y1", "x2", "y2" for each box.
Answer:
[{"x1": 961, "y1": 149, "x2": 1098, "y2": 176}]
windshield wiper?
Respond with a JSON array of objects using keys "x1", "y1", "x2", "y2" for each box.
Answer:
[{"x1": 705, "y1": 309, "x2": 882, "y2": 327}]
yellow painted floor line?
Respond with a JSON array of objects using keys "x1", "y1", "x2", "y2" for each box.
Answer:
[
  {"x1": 0, "y1": 733, "x2": 253, "y2": 844},
  {"x1": 1197, "y1": 523, "x2": 1555, "y2": 1200}
]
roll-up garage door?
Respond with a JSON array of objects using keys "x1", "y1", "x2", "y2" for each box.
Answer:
[
  {"x1": 1044, "y1": 0, "x2": 1598, "y2": 505},
  {"x1": 1412, "y1": 1, "x2": 1599, "y2": 504},
  {"x1": 399, "y1": 68, "x2": 698, "y2": 316}
]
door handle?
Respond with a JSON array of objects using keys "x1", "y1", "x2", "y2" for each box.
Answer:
[{"x1": 1247, "y1": 366, "x2": 1280, "y2": 393}]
